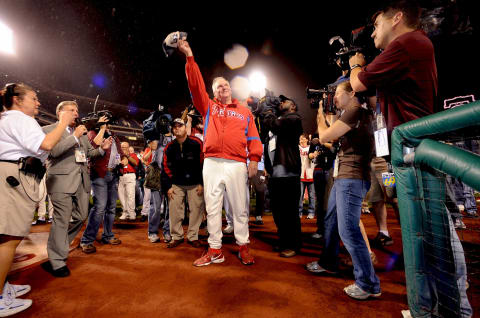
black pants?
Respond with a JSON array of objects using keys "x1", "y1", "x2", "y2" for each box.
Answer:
[
  {"x1": 269, "y1": 176, "x2": 302, "y2": 251},
  {"x1": 313, "y1": 168, "x2": 331, "y2": 235},
  {"x1": 250, "y1": 170, "x2": 266, "y2": 217}
]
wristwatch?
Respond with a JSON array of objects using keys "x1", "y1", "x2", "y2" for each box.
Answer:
[{"x1": 350, "y1": 64, "x2": 362, "y2": 71}]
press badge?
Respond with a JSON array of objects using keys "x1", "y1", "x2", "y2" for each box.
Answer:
[
  {"x1": 268, "y1": 133, "x2": 276, "y2": 152},
  {"x1": 382, "y1": 172, "x2": 396, "y2": 188},
  {"x1": 333, "y1": 155, "x2": 339, "y2": 178},
  {"x1": 75, "y1": 149, "x2": 87, "y2": 163},
  {"x1": 374, "y1": 113, "x2": 389, "y2": 157}
]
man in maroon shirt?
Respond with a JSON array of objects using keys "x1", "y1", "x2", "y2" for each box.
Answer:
[
  {"x1": 349, "y1": 1, "x2": 471, "y2": 316},
  {"x1": 349, "y1": 0, "x2": 438, "y2": 136}
]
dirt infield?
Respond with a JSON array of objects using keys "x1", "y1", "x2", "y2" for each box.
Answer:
[{"x1": 9, "y1": 211, "x2": 479, "y2": 318}]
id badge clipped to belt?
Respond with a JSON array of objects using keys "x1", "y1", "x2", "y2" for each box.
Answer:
[
  {"x1": 373, "y1": 113, "x2": 389, "y2": 157},
  {"x1": 75, "y1": 149, "x2": 87, "y2": 163}
]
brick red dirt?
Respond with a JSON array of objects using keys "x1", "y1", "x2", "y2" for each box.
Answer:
[{"x1": 10, "y1": 210, "x2": 479, "y2": 317}]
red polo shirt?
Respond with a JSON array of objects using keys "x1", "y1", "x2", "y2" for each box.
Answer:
[{"x1": 121, "y1": 153, "x2": 139, "y2": 174}]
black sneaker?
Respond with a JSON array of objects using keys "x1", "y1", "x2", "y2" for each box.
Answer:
[{"x1": 372, "y1": 232, "x2": 394, "y2": 247}]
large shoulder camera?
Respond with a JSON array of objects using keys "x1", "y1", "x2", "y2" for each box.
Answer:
[
  {"x1": 306, "y1": 85, "x2": 337, "y2": 113},
  {"x1": 79, "y1": 110, "x2": 116, "y2": 131},
  {"x1": 329, "y1": 25, "x2": 378, "y2": 71},
  {"x1": 142, "y1": 104, "x2": 172, "y2": 143},
  {"x1": 247, "y1": 89, "x2": 283, "y2": 118}
]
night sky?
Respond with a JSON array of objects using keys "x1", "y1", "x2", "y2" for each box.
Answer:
[{"x1": 1, "y1": 0, "x2": 478, "y2": 133}]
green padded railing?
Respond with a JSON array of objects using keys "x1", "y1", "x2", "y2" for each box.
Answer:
[{"x1": 391, "y1": 100, "x2": 480, "y2": 317}]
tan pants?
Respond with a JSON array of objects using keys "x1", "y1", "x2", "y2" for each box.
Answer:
[
  {"x1": 168, "y1": 184, "x2": 204, "y2": 241},
  {"x1": 118, "y1": 173, "x2": 136, "y2": 218}
]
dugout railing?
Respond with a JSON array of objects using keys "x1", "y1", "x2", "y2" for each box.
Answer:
[{"x1": 391, "y1": 101, "x2": 480, "y2": 317}]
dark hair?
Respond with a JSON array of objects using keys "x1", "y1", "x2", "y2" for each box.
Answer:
[
  {"x1": 372, "y1": 0, "x2": 422, "y2": 29},
  {"x1": 0, "y1": 83, "x2": 34, "y2": 110}
]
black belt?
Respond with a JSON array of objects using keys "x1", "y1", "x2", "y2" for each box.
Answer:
[{"x1": 0, "y1": 159, "x2": 20, "y2": 164}]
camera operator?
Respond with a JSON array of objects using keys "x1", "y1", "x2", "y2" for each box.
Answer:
[
  {"x1": 305, "y1": 80, "x2": 381, "y2": 300},
  {"x1": 0, "y1": 83, "x2": 75, "y2": 316},
  {"x1": 349, "y1": 2, "x2": 471, "y2": 315},
  {"x1": 349, "y1": 0, "x2": 437, "y2": 138},
  {"x1": 79, "y1": 119, "x2": 125, "y2": 254},
  {"x1": 41, "y1": 101, "x2": 112, "y2": 278},
  {"x1": 263, "y1": 95, "x2": 303, "y2": 258},
  {"x1": 118, "y1": 141, "x2": 139, "y2": 221},
  {"x1": 308, "y1": 132, "x2": 336, "y2": 239}
]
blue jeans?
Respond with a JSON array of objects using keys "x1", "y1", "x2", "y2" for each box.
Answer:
[
  {"x1": 81, "y1": 172, "x2": 119, "y2": 244},
  {"x1": 135, "y1": 179, "x2": 143, "y2": 207},
  {"x1": 321, "y1": 178, "x2": 380, "y2": 294},
  {"x1": 299, "y1": 181, "x2": 315, "y2": 214},
  {"x1": 149, "y1": 190, "x2": 170, "y2": 236}
]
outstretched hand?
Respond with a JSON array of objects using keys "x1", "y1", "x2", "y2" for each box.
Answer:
[{"x1": 177, "y1": 39, "x2": 193, "y2": 57}]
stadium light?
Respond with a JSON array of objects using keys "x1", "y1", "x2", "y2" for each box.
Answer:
[
  {"x1": 0, "y1": 21, "x2": 15, "y2": 55},
  {"x1": 249, "y1": 71, "x2": 266, "y2": 94}
]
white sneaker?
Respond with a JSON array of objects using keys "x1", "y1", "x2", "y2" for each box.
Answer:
[
  {"x1": 401, "y1": 310, "x2": 412, "y2": 318},
  {"x1": 4, "y1": 282, "x2": 31, "y2": 298},
  {"x1": 454, "y1": 218, "x2": 466, "y2": 229},
  {"x1": 0, "y1": 295, "x2": 32, "y2": 317},
  {"x1": 343, "y1": 283, "x2": 381, "y2": 300},
  {"x1": 148, "y1": 233, "x2": 160, "y2": 243},
  {"x1": 306, "y1": 213, "x2": 315, "y2": 219},
  {"x1": 222, "y1": 225, "x2": 234, "y2": 234},
  {"x1": 457, "y1": 204, "x2": 465, "y2": 212},
  {"x1": 119, "y1": 213, "x2": 128, "y2": 220}
]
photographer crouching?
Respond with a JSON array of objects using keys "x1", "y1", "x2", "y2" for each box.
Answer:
[
  {"x1": 262, "y1": 95, "x2": 303, "y2": 258},
  {"x1": 0, "y1": 83, "x2": 75, "y2": 316}
]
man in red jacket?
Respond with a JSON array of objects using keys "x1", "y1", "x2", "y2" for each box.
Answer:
[{"x1": 178, "y1": 39, "x2": 263, "y2": 266}]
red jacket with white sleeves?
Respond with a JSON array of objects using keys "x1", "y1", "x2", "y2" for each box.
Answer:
[{"x1": 185, "y1": 56, "x2": 262, "y2": 163}]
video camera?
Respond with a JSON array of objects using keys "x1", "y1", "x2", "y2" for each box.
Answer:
[
  {"x1": 142, "y1": 104, "x2": 173, "y2": 143},
  {"x1": 79, "y1": 109, "x2": 116, "y2": 131},
  {"x1": 186, "y1": 104, "x2": 203, "y2": 127},
  {"x1": 306, "y1": 85, "x2": 337, "y2": 113},
  {"x1": 247, "y1": 89, "x2": 283, "y2": 117},
  {"x1": 329, "y1": 25, "x2": 377, "y2": 71}
]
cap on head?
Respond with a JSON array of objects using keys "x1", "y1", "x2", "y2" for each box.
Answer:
[
  {"x1": 279, "y1": 95, "x2": 296, "y2": 106},
  {"x1": 172, "y1": 118, "x2": 185, "y2": 126}
]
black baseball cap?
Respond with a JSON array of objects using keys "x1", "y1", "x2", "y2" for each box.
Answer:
[{"x1": 279, "y1": 95, "x2": 296, "y2": 105}]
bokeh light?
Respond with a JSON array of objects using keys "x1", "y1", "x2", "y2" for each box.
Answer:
[
  {"x1": 0, "y1": 21, "x2": 15, "y2": 55},
  {"x1": 128, "y1": 102, "x2": 138, "y2": 114},
  {"x1": 230, "y1": 76, "x2": 251, "y2": 101},
  {"x1": 92, "y1": 73, "x2": 107, "y2": 88},
  {"x1": 224, "y1": 44, "x2": 249, "y2": 70}
]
